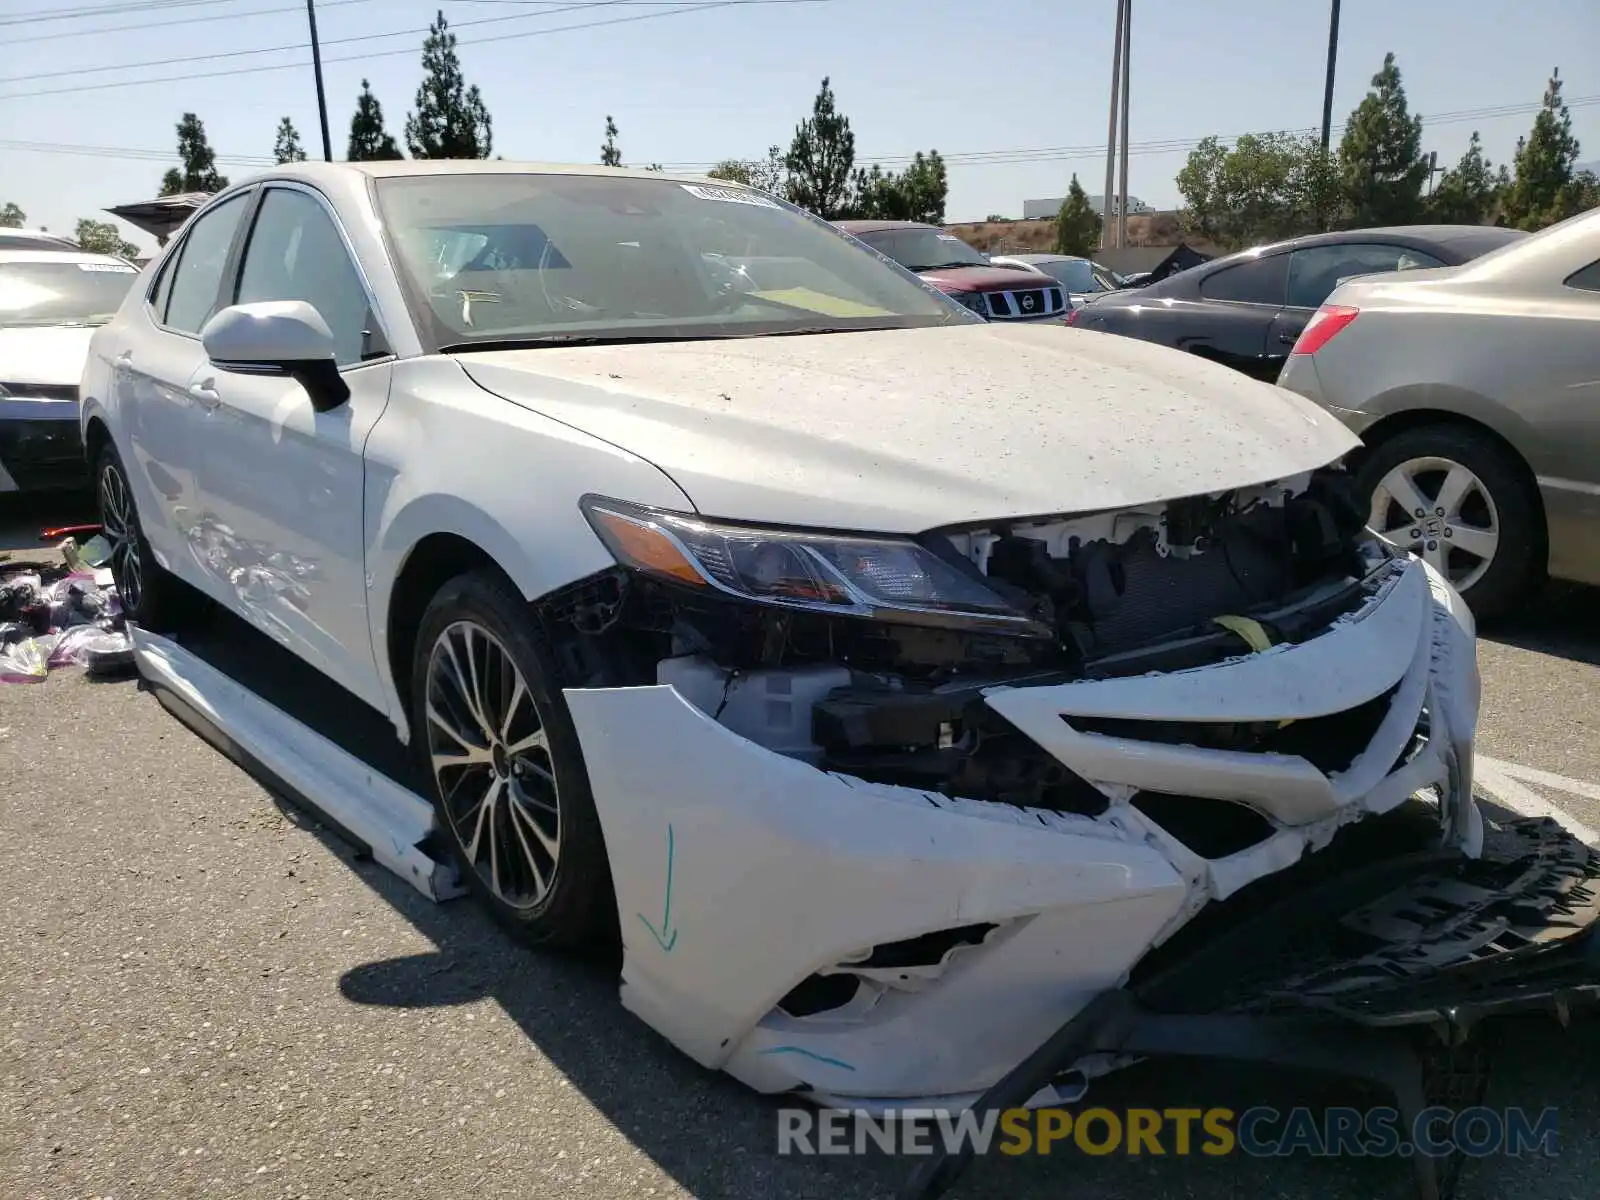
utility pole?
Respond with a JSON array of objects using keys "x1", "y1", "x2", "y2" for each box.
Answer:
[
  {"x1": 1100, "y1": 0, "x2": 1127, "y2": 249},
  {"x1": 307, "y1": 0, "x2": 333, "y2": 161},
  {"x1": 1320, "y1": 0, "x2": 1342, "y2": 154},
  {"x1": 1116, "y1": 0, "x2": 1132, "y2": 250}
]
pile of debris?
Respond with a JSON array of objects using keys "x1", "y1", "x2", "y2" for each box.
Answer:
[{"x1": 1, "y1": 528, "x2": 135, "y2": 683}]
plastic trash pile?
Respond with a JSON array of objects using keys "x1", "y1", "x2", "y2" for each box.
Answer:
[{"x1": 0, "y1": 534, "x2": 135, "y2": 684}]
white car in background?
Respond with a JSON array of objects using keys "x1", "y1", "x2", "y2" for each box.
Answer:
[
  {"x1": 1, "y1": 248, "x2": 139, "y2": 493},
  {"x1": 81, "y1": 164, "x2": 1591, "y2": 1197}
]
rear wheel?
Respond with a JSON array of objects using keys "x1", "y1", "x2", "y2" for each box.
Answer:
[
  {"x1": 410, "y1": 570, "x2": 617, "y2": 950},
  {"x1": 95, "y1": 443, "x2": 202, "y2": 631},
  {"x1": 1355, "y1": 424, "x2": 1542, "y2": 619}
]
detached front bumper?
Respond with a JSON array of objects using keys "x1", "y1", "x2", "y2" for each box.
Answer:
[{"x1": 563, "y1": 556, "x2": 1483, "y2": 1109}]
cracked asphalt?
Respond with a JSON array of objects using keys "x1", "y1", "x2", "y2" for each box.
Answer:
[{"x1": 4, "y1": 494, "x2": 1600, "y2": 1200}]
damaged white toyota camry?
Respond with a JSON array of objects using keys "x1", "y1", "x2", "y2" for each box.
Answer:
[{"x1": 83, "y1": 163, "x2": 1600, "y2": 1199}]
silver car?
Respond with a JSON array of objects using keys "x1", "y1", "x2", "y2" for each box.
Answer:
[
  {"x1": 1278, "y1": 207, "x2": 1600, "y2": 617},
  {"x1": 985, "y1": 252, "x2": 1124, "y2": 307}
]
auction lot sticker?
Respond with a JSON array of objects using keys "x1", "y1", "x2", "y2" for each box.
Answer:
[{"x1": 680, "y1": 183, "x2": 780, "y2": 209}]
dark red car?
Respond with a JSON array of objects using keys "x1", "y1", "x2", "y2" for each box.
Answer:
[{"x1": 835, "y1": 220, "x2": 1070, "y2": 322}]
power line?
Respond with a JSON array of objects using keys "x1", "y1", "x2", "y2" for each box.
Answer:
[
  {"x1": 0, "y1": 0, "x2": 826, "y2": 97},
  {"x1": 6, "y1": 91, "x2": 1592, "y2": 175},
  {"x1": 12, "y1": 0, "x2": 379, "y2": 44},
  {"x1": 0, "y1": 0, "x2": 235, "y2": 27}
]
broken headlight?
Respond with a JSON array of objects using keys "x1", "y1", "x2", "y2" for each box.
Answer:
[{"x1": 581, "y1": 496, "x2": 1050, "y2": 637}]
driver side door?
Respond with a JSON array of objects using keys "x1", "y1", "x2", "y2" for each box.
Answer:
[{"x1": 189, "y1": 183, "x2": 397, "y2": 712}]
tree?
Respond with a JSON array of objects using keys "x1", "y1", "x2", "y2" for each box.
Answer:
[
  {"x1": 707, "y1": 145, "x2": 786, "y2": 193},
  {"x1": 847, "y1": 150, "x2": 948, "y2": 223},
  {"x1": 1503, "y1": 69, "x2": 1587, "y2": 230},
  {"x1": 405, "y1": 10, "x2": 493, "y2": 159},
  {"x1": 158, "y1": 112, "x2": 229, "y2": 196},
  {"x1": 0, "y1": 202, "x2": 23, "y2": 228},
  {"x1": 1054, "y1": 175, "x2": 1101, "y2": 255},
  {"x1": 784, "y1": 76, "x2": 855, "y2": 218},
  {"x1": 347, "y1": 79, "x2": 403, "y2": 161},
  {"x1": 273, "y1": 117, "x2": 307, "y2": 164},
  {"x1": 74, "y1": 218, "x2": 139, "y2": 259},
  {"x1": 600, "y1": 115, "x2": 621, "y2": 166},
  {"x1": 1427, "y1": 132, "x2": 1504, "y2": 225},
  {"x1": 1336, "y1": 52, "x2": 1429, "y2": 226},
  {"x1": 1177, "y1": 132, "x2": 1334, "y2": 248}
]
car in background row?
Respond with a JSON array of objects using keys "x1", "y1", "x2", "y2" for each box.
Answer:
[
  {"x1": 1069, "y1": 225, "x2": 1527, "y2": 382},
  {"x1": 0, "y1": 248, "x2": 140, "y2": 493},
  {"x1": 0, "y1": 228, "x2": 82, "y2": 253},
  {"x1": 1278, "y1": 207, "x2": 1600, "y2": 618},
  {"x1": 835, "y1": 220, "x2": 1071, "y2": 321},
  {"x1": 986, "y1": 252, "x2": 1126, "y2": 309}
]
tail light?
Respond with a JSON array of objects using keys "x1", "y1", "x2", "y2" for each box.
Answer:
[{"x1": 1291, "y1": 305, "x2": 1359, "y2": 355}]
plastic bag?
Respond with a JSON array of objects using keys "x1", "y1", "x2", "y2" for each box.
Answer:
[{"x1": 1, "y1": 632, "x2": 59, "y2": 683}]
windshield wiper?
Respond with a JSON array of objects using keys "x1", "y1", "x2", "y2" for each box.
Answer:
[
  {"x1": 439, "y1": 333, "x2": 734, "y2": 353},
  {"x1": 917, "y1": 261, "x2": 986, "y2": 271}
]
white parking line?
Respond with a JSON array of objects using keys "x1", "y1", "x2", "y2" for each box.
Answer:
[{"x1": 1475, "y1": 755, "x2": 1600, "y2": 847}]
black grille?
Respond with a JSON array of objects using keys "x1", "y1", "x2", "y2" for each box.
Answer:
[{"x1": 1, "y1": 383, "x2": 78, "y2": 403}]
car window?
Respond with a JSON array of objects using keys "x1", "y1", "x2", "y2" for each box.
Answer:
[
  {"x1": 1286, "y1": 242, "x2": 1445, "y2": 309},
  {"x1": 1564, "y1": 258, "x2": 1600, "y2": 293},
  {"x1": 162, "y1": 193, "x2": 249, "y2": 334},
  {"x1": 235, "y1": 187, "x2": 379, "y2": 367},
  {"x1": 1197, "y1": 254, "x2": 1288, "y2": 306},
  {"x1": 851, "y1": 227, "x2": 989, "y2": 271},
  {"x1": 0, "y1": 259, "x2": 138, "y2": 329},
  {"x1": 1037, "y1": 259, "x2": 1097, "y2": 292}
]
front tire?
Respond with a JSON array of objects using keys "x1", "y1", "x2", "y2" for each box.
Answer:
[
  {"x1": 95, "y1": 442, "x2": 201, "y2": 631},
  {"x1": 1355, "y1": 424, "x2": 1542, "y2": 620},
  {"x1": 409, "y1": 569, "x2": 617, "y2": 950}
]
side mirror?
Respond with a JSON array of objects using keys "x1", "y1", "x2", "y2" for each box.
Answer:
[{"x1": 200, "y1": 300, "x2": 350, "y2": 412}]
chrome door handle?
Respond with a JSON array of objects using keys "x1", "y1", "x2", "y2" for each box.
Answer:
[{"x1": 189, "y1": 382, "x2": 221, "y2": 410}]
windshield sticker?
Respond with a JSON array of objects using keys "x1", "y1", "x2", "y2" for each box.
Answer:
[
  {"x1": 680, "y1": 183, "x2": 780, "y2": 209},
  {"x1": 77, "y1": 262, "x2": 136, "y2": 273},
  {"x1": 935, "y1": 233, "x2": 963, "y2": 242}
]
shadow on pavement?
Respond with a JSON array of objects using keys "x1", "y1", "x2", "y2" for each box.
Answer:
[
  {"x1": 0, "y1": 489, "x2": 96, "y2": 556},
  {"x1": 1478, "y1": 582, "x2": 1600, "y2": 666}
]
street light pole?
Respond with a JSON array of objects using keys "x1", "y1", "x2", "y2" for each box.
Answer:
[
  {"x1": 1320, "y1": 0, "x2": 1342, "y2": 154},
  {"x1": 1100, "y1": 0, "x2": 1126, "y2": 249},
  {"x1": 307, "y1": 0, "x2": 333, "y2": 161},
  {"x1": 1116, "y1": 0, "x2": 1132, "y2": 250}
]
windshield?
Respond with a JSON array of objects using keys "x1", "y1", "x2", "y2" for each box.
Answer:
[
  {"x1": 1032, "y1": 258, "x2": 1098, "y2": 292},
  {"x1": 373, "y1": 174, "x2": 974, "y2": 350},
  {"x1": 851, "y1": 227, "x2": 990, "y2": 272},
  {"x1": 0, "y1": 260, "x2": 138, "y2": 328}
]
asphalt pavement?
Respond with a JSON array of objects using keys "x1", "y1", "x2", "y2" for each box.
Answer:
[{"x1": 4, "y1": 492, "x2": 1600, "y2": 1200}]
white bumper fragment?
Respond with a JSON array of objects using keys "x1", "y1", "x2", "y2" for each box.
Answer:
[{"x1": 563, "y1": 556, "x2": 1480, "y2": 1109}]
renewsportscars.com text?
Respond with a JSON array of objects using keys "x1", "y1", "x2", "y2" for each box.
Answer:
[{"x1": 777, "y1": 1105, "x2": 1560, "y2": 1159}]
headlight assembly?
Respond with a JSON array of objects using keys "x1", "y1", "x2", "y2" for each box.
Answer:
[{"x1": 581, "y1": 496, "x2": 1049, "y2": 637}]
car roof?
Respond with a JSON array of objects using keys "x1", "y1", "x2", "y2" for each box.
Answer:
[
  {"x1": 834, "y1": 219, "x2": 935, "y2": 233},
  {"x1": 1246, "y1": 223, "x2": 1527, "y2": 258},
  {"x1": 254, "y1": 159, "x2": 748, "y2": 187},
  {"x1": 0, "y1": 248, "x2": 132, "y2": 267},
  {"x1": 999, "y1": 253, "x2": 1088, "y2": 264}
]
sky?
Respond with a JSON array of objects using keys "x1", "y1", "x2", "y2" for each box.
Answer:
[{"x1": 2, "y1": 0, "x2": 1597, "y2": 254}]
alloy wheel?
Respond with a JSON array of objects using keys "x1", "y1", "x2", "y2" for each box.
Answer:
[
  {"x1": 424, "y1": 620, "x2": 561, "y2": 909},
  {"x1": 98, "y1": 460, "x2": 144, "y2": 611},
  {"x1": 1369, "y1": 455, "x2": 1501, "y2": 592}
]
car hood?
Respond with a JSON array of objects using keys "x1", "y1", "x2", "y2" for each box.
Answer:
[
  {"x1": 456, "y1": 322, "x2": 1360, "y2": 533},
  {"x1": 918, "y1": 265, "x2": 1057, "y2": 293},
  {"x1": 0, "y1": 325, "x2": 96, "y2": 387}
]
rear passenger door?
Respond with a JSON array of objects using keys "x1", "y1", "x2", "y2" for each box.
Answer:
[
  {"x1": 1187, "y1": 253, "x2": 1289, "y2": 380},
  {"x1": 1271, "y1": 242, "x2": 1447, "y2": 354}
]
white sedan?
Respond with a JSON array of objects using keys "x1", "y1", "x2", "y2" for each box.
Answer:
[{"x1": 83, "y1": 162, "x2": 1491, "y2": 1118}]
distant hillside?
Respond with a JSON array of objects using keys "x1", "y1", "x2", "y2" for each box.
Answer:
[{"x1": 948, "y1": 212, "x2": 1222, "y2": 257}]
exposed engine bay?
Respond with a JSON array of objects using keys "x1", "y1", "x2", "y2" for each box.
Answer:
[{"x1": 542, "y1": 464, "x2": 1396, "y2": 818}]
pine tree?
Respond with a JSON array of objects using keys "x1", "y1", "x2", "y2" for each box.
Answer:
[
  {"x1": 1055, "y1": 176, "x2": 1101, "y2": 255},
  {"x1": 1428, "y1": 132, "x2": 1503, "y2": 225},
  {"x1": 273, "y1": 117, "x2": 307, "y2": 164},
  {"x1": 405, "y1": 11, "x2": 493, "y2": 160},
  {"x1": 348, "y1": 79, "x2": 403, "y2": 161},
  {"x1": 600, "y1": 115, "x2": 622, "y2": 166},
  {"x1": 1503, "y1": 69, "x2": 1585, "y2": 230},
  {"x1": 1336, "y1": 53, "x2": 1428, "y2": 226},
  {"x1": 158, "y1": 112, "x2": 229, "y2": 196},
  {"x1": 784, "y1": 77, "x2": 855, "y2": 219}
]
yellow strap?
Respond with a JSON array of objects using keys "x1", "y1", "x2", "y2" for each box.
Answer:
[{"x1": 1213, "y1": 615, "x2": 1274, "y2": 653}]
